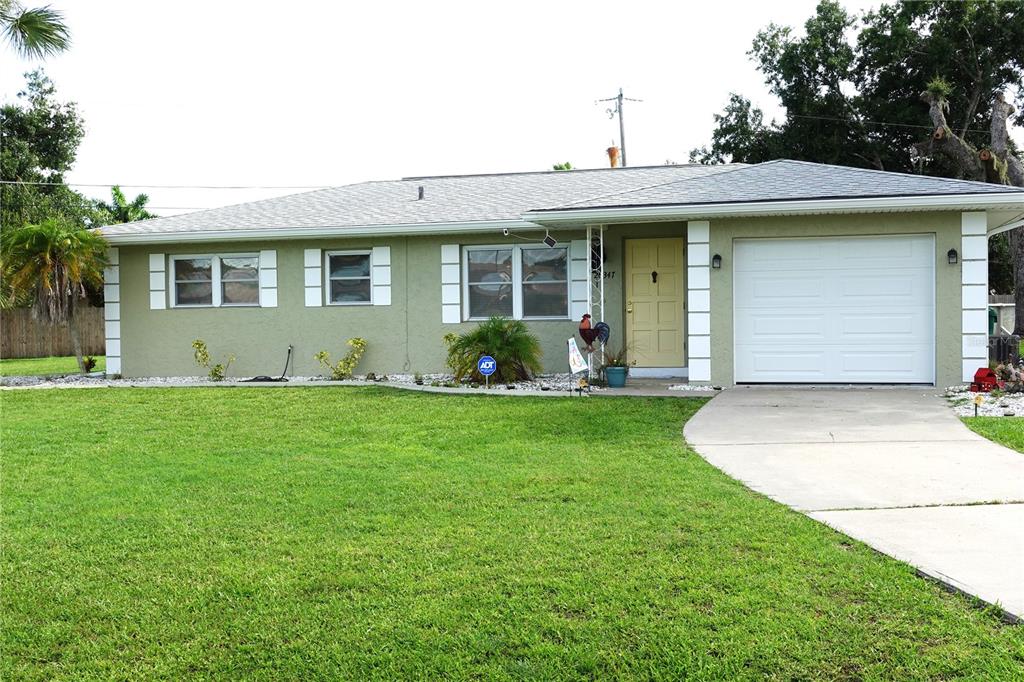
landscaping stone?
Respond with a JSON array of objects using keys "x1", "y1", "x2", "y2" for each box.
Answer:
[
  {"x1": 944, "y1": 385, "x2": 1024, "y2": 417},
  {"x1": 0, "y1": 371, "x2": 605, "y2": 393}
]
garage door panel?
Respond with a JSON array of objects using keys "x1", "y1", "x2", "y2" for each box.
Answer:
[
  {"x1": 837, "y1": 270, "x2": 933, "y2": 305},
  {"x1": 735, "y1": 348, "x2": 827, "y2": 379},
  {"x1": 737, "y1": 313, "x2": 827, "y2": 340},
  {"x1": 735, "y1": 239, "x2": 827, "y2": 270},
  {"x1": 734, "y1": 235, "x2": 934, "y2": 384},
  {"x1": 735, "y1": 275, "x2": 828, "y2": 307},
  {"x1": 840, "y1": 310, "x2": 931, "y2": 339},
  {"x1": 837, "y1": 347, "x2": 934, "y2": 380},
  {"x1": 738, "y1": 275, "x2": 828, "y2": 305}
]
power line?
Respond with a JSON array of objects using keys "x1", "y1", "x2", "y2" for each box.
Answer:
[{"x1": 787, "y1": 112, "x2": 997, "y2": 136}]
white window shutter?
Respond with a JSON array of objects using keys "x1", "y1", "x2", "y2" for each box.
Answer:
[
  {"x1": 371, "y1": 246, "x2": 391, "y2": 306},
  {"x1": 569, "y1": 239, "x2": 588, "y2": 320},
  {"x1": 441, "y1": 244, "x2": 460, "y2": 323},
  {"x1": 149, "y1": 253, "x2": 166, "y2": 309},
  {"x1": 258, "y1": 250, "x2": 278, "y2": 307},
  {"x1": 304, "y1": 248, "x2": 322, "y2": 307}
]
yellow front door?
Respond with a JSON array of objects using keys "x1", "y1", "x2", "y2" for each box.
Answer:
[{"x1": 625, "y1": 238, "x2": 685, "y2": 367}]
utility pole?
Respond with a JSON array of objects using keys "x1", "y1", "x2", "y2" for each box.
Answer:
[{"x1": 598, "y1": 88, "x2": 642, "y2": 167}]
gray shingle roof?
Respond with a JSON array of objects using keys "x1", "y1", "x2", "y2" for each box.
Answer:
[
  {"x1": 102, "y1": 159, "x2": 1024, "y2": 239},
  {"x1": 101, "y1": 165, "x2": 741, "y2": 237},
  {"x1": 535, "y1": 159, "x2": 1020, "y2": 211}
]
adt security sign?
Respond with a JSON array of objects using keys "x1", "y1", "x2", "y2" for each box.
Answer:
[
  {"x1": 478, "y1": 355, "x2": 497, "y2": 377},
  {"x1": 478, "y1": 355, "x2": 497, "y2": 388}
]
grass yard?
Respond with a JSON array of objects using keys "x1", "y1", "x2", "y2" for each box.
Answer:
[
  {"x1": 963, "y1": 417, "x2": 1024, "y2": 453},
  {"x1": 0, "y1": 355, "x2": 104, "y2": 377},
  {"x1": 3, "y1": 388, "x2": 1023, "y2": 679}
]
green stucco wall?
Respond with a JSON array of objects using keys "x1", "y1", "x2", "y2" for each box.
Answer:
[
  {"x1": 119, "y1": 232, "x2": 595, "y2": 378},
  {"x1": 116, "y1": 212, "x2": 964, "y2": 386},
  {"x1": 706, "y1": 211, "x2": 963, "y2": 387}
]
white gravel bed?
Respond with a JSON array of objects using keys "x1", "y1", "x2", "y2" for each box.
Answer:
[
  {"x1": 1, "y1": 371, "x2": 602, "y2": 393},
  {"x1": 0, "y1": 373, "x2": 329, "y2": 389},
  {"x1": 944, "y1": 385, "x2": 1024, "y2": 417},
  {"x1": 369, "y1": 372, "x2": 602, "y2": 392},
  {"x1": 667, "y1": 383, "x2": 724, "y2": 392}
]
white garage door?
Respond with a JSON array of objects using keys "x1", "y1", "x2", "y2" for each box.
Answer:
[{"x1": 734, "y1": 235, "x2": 935, "y2": 384}]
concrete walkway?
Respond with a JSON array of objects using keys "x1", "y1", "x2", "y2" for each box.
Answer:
[{"x1": 684, "y1": 387, "x2": 1024, "y2": 620}]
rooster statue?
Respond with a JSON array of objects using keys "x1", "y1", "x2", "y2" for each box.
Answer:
[{"x1": 578, "y1": 314, "x2": 610, "y2": 353}]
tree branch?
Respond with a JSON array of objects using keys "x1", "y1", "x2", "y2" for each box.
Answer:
[
  {"x1": 918, "y1": 90, "x2": 985, "y2": 180},
  {"x1": 958, "y1": 24, "x2": 984, "y2": 138}
]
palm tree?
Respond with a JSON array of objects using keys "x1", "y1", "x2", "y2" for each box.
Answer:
[
  {"x1": 98, "y1": 186, "x2": 156, "y2": 224},
  {"x1": 0, "y1": 219, "x2": 108, "y2": 373},
  {"x1": 0, "y1": 1, "x2": 70, "y2": 60}
]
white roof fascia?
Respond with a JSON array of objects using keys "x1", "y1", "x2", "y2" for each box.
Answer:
[
  {"x1": 103, "y1": 219, "x2": 545, "y2": 245},
  {"x1": 524, "y1": 192, "x2": 1024, "y2": 225},
  {"x1": 989, "y1": 216, "x2": 1024, "y2": 237}
]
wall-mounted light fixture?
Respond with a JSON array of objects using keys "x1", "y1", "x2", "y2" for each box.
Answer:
[
  {"x1": 947, "y1": 248, "x2": 958, "y2": 265},
  {"x1": 711, "y1": 254, "x2": 722, "y2": 269}
]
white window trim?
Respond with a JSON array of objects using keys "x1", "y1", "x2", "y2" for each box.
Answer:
[
  {"x1": 324, "y1": 250, "x2": 374, "y2": 306},
  {"x1": 168, "y1": 253, "x2": 261, "y2": 308},
  {"x1": 461, "y1": 244, "x2": 571, "y2": 321}
]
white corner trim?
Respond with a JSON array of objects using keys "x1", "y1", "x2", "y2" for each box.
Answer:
[
  {"x1": 304, "y1": 248, "x2": 322, "y2": 307},
  {"x1": 961, "y1": 211, "x2": 989, "y2": 381},
  {"x1": 105, "y1": 247, "x2": 122, "y2": 375},
  {"x1": 686, "y1": 221, "x2": 712, "y2": 382},
  {"x1": 148, "y1": 252, "x2": 166, "y2": 310},
  {"x1": 371, "y1": 246, "x2": 391, "y2": 306},
  {"x1": 441, "y1": 243, "x2": 461, "y2": 323}
]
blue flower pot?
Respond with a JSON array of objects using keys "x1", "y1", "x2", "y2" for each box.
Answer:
[{"x1": 605, "y1": 366, "x2": 627, "y2": 388}]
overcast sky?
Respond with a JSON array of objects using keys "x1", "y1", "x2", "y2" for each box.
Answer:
[{"x1": 11, "y1": 0, "x2": 1018, "y2": 218}]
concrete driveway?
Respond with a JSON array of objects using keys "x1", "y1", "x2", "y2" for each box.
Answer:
[{"x1": 684, "y1": 388, "x2": 1024, "y2": 619}]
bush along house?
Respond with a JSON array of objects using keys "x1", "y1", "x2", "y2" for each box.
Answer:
[{"x1": 100, "y1": 160, "x2": 1024, "y2": 386}]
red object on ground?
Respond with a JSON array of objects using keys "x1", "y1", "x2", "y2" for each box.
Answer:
[{"x1": 969, "y1": 367, "x2": 1004, "y2": 392}]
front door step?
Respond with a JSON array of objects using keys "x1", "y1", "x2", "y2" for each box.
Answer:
[{"x1": 630, "y1": 366, "x2": 688, "y2": 379}]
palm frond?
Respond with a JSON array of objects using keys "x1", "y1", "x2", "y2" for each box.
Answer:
[{"x1": 1, "y1": 3, "x2": 70, "y2": 60}]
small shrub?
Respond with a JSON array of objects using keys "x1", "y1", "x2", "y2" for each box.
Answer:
[
  {"x1": 602, "y1": 345, "x2": 631, "y2": 368},
  {"x1": 82, "y1": 356, "x2": 97, "y2": 372},
  {"x1": 314, "y1": 337, "x2": 367, "y2": 380},
  {"x1": 192, "y1": 339, "x2": 235, "y2": 381},
  {"x1": 443, "y1": 316, "x2": 542, "y2": 383}
]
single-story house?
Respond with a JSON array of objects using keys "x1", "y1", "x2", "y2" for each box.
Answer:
[{"x1": 100, "y1": 159, "x2": 1024, "y2": 386}]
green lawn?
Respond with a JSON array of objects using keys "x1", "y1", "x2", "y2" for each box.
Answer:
[
  {"x1": 0, "y1": 355, "x2": 105, "y2": 377},
  {"x1": 964, "y1": 417, "x2": 1024, "y2": 453},
  {"x1": 3, "y1": 388, "x2": 1022, "y2": 679}
]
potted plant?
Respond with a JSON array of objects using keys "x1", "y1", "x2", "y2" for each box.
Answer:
[{"x1": 602, "y1": 346, "x2": 631, "y2": 388}]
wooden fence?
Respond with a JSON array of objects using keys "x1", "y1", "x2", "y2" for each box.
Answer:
[{"x1": 1, "y1": 307, "x2": 105, "y2": 359}]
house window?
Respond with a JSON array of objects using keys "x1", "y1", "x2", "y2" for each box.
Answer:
[
  {"x1": 220, "y1": 256, "x2": 259, "y2": 305},
  {"x1": 326, "y1": 251, "x2": 372, "y2": 304},
  {"x1": 170, "y1": 254, "x2": 260, "y2": 307},
  {"x1": 463, "y1": 245, "x2": 569, "y2": 320},
  {"x1": 173, "y1": 257, "x2": 214, "y2": 306},
  {"x1": 466, "y1": 248, "x2": 513, "y2": 317},
  {"x1": 521, "y1": 247, "x2": 568, "y2": 318}
]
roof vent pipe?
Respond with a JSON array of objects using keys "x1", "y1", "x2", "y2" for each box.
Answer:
[{"x1": 418, "y1": 186, "x2": 425, "y2": 200}]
